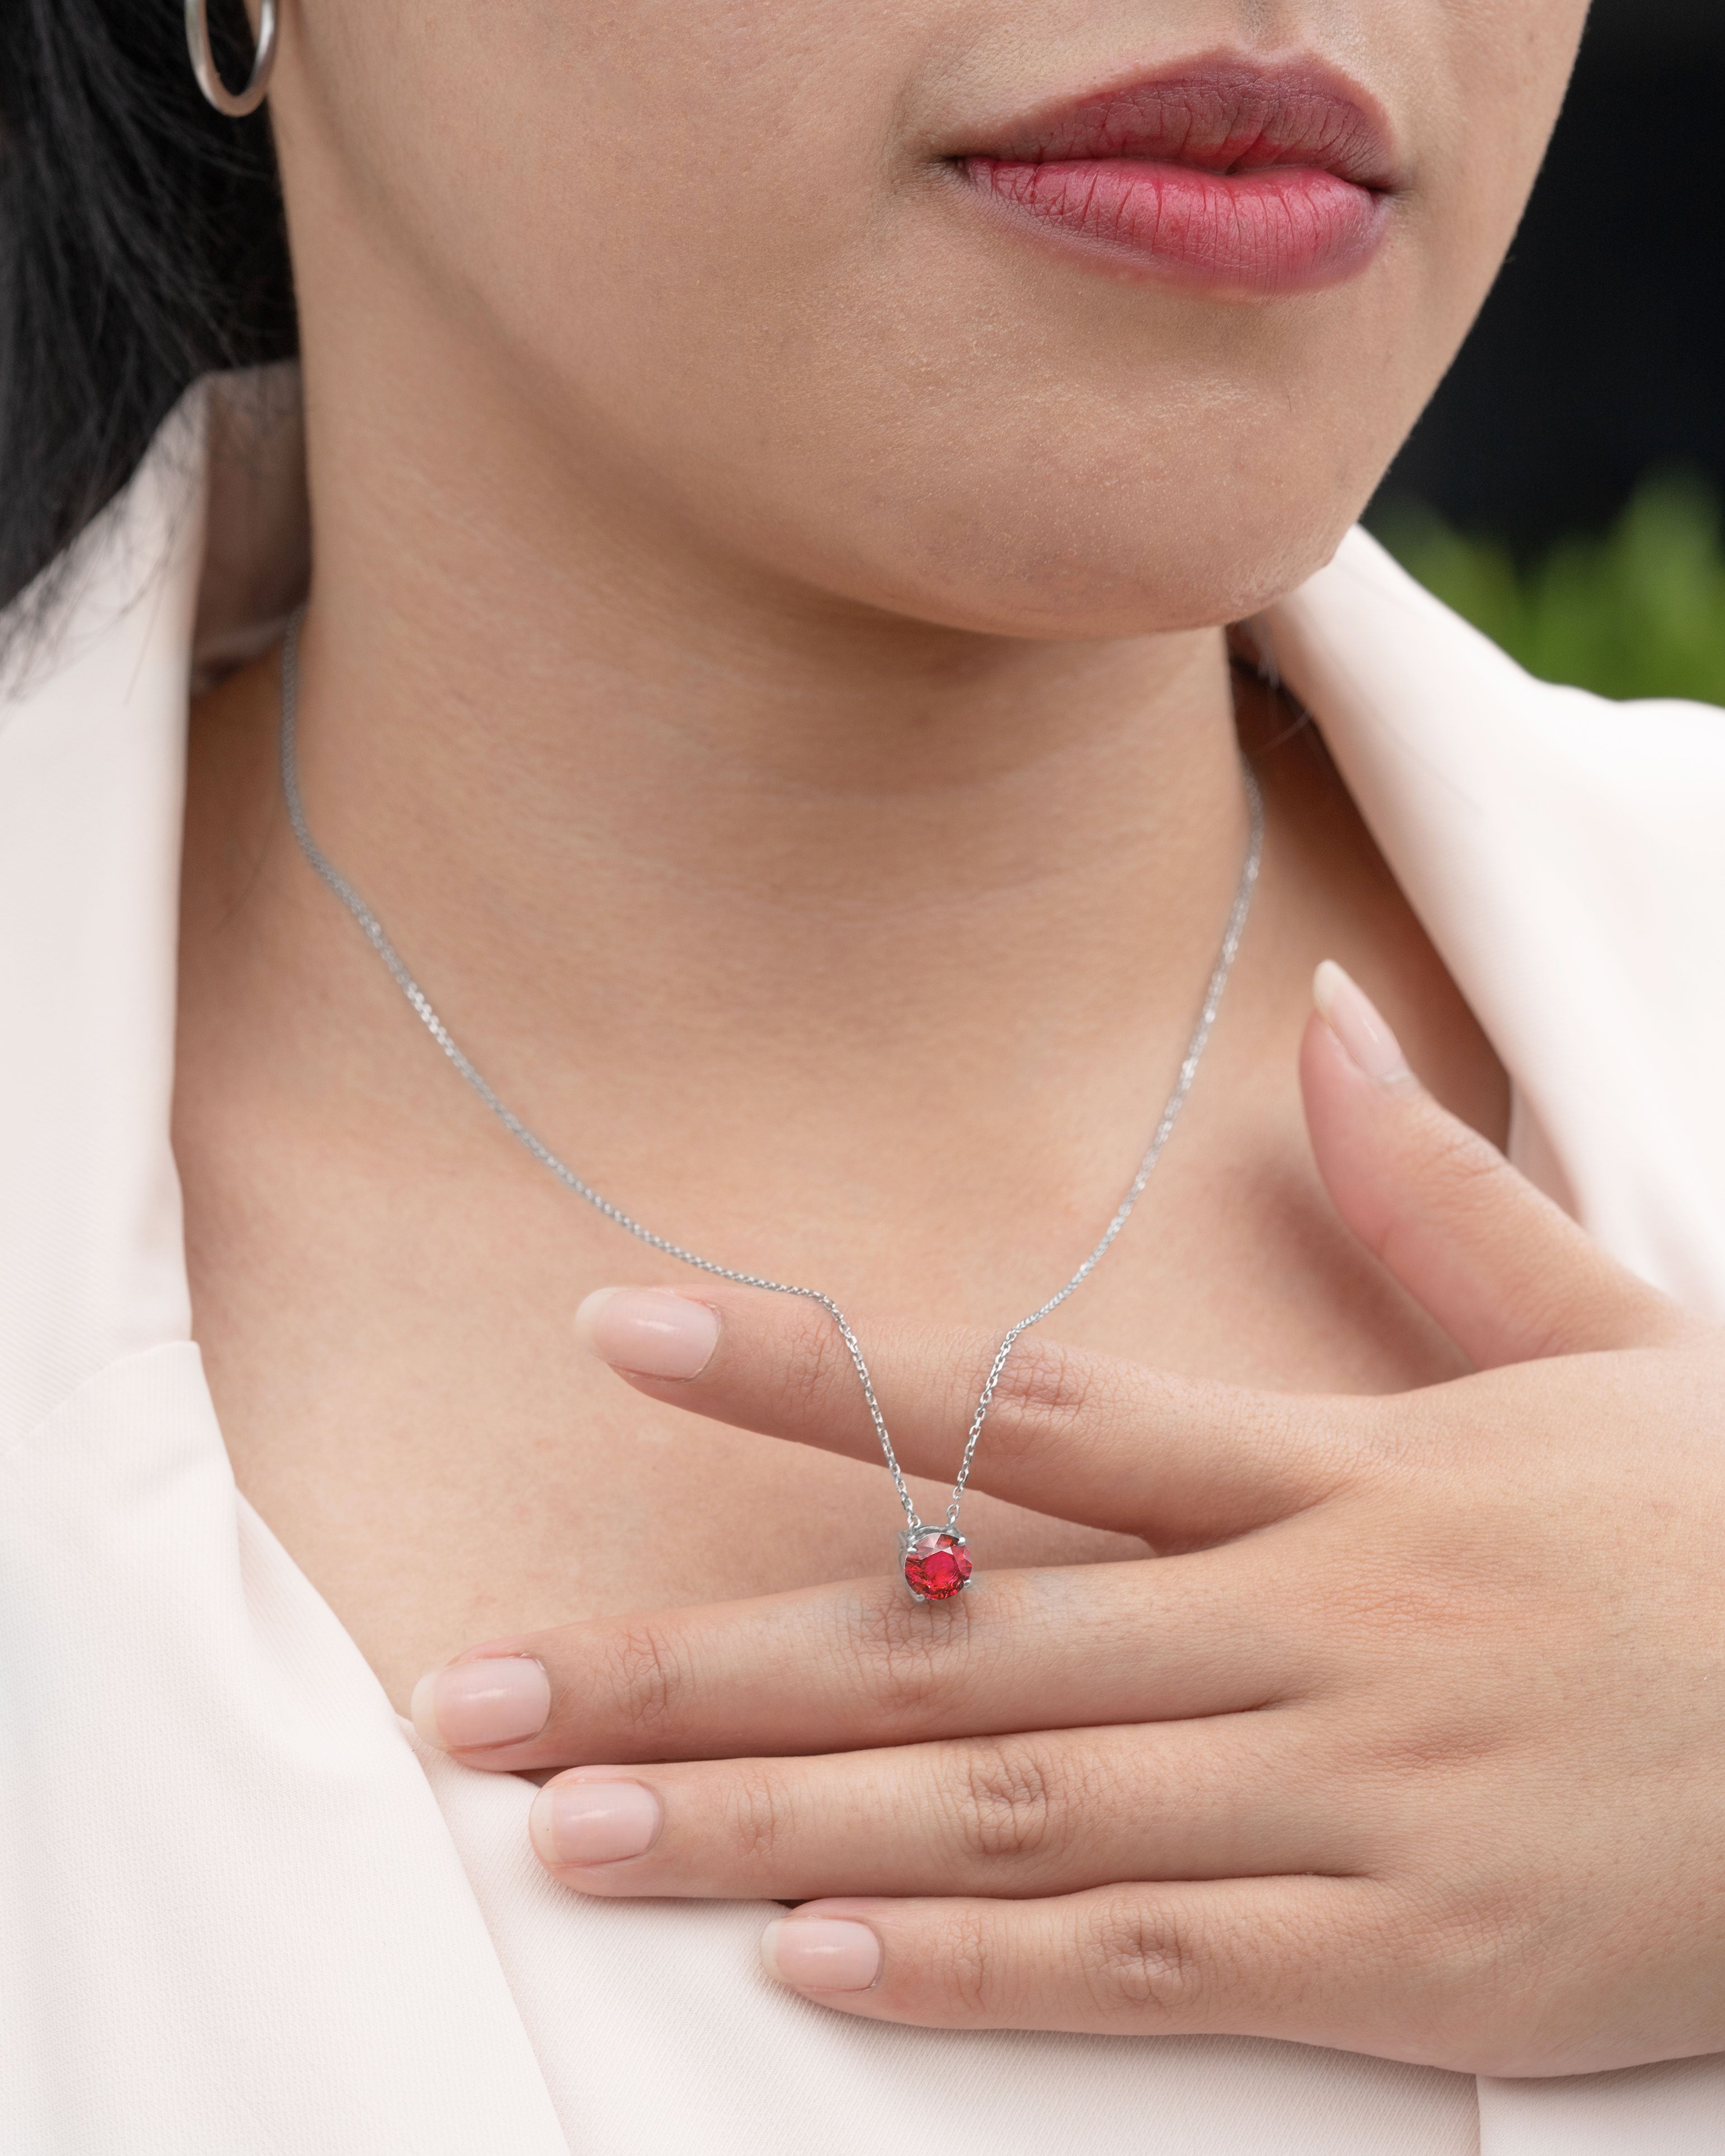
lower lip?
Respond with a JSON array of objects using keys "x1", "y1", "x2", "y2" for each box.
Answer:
[{"x1": 964, "y1": 155, "x2": 1388, "y2": 293}]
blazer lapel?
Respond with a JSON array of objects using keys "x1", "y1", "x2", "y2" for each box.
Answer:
[{"x1": 0, "y1": 395, "x2": 567, "y2": 2153}]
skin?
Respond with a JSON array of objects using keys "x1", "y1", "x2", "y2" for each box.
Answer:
[
  {"x1": 486, "y1": 1035, "x2": 1725, "y2": 2074},
  {"x1": 170, "y1": 0, "x2": 1725, "y2": 2079}
]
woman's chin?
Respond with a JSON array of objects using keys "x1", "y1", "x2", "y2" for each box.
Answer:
[{"x1": 768, "y1": 504, "x2": 1355, "y2": 645}]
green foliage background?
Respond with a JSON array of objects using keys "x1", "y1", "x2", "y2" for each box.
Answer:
[{"x1": 1371, "y1": 473, "x2": 1725, "y2": 708}]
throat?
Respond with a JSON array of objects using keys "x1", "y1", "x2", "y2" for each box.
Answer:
[{"x1": 221, "y1": 589, "x2": 1257, "y2": 1241}]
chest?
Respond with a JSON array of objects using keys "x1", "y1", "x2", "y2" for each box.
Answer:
[{"x1": 177, "y1": 1049, "x2": 1471, "y2": 1705}]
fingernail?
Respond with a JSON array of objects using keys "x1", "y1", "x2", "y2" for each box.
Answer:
[
  {"x1": 760, "y1": 1918, "x2": 883, "y2": 1993},
  {"x1": 575, "y1": 1287, "x2": 721, "y2": 1380},
  {"x1": 1313, "y1": 960, "x2": 1414, "y2": 1085},
  {"x1": 530, "y1": 1777, "x2": 662, "y2": 1866},
  {"x1": 410, "y1": 1656, "x2": 550, "y2": 1750}
]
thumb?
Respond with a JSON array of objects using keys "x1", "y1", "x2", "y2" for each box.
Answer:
[{"x1": 1300, "y1": 961, "x2": 1680, "y2": 1368}]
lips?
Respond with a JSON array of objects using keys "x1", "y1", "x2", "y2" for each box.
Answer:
[{"x1": 958, "y1": 61, "x2": 1399, "y2": 293}]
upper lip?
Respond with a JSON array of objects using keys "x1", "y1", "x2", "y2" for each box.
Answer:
[{"x1": 961, "y1": 55, "x2": 1401, "y2": 193}]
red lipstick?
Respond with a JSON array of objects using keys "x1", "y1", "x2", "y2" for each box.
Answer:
[{"x1": 959, "y1": 60, "x2": 1400, "y2": 293}]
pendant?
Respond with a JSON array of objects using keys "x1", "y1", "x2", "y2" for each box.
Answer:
[{"x1": 900, "y1": 1526, "x2": 972, "y2": 1602}]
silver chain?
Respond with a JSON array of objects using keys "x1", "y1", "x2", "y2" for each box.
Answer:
[{"x1": 278, "y1": 615, "x2": 1263, "y2": 1537}]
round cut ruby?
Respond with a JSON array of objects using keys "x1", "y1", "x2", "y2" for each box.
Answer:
[{"x1": 903, "y1": 1530, "x2": 972, "y2": 1601}]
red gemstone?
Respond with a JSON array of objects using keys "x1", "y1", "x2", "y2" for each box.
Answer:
[{"x1": 903, "y1": 1531, "x2": 972, "y2": 1601}]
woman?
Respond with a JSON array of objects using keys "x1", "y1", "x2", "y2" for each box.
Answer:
[{"x1": 1, "y1": 1, "x2": 1722, "y2": 2150}]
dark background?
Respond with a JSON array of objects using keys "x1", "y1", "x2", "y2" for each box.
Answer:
[{"x1": 1369, "y1": 0, "x2": 1722, "y2": 550}]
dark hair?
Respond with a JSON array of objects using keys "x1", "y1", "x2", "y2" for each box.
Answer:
[{"x1": 0, "y1": 1, "x2": 295, "y2": 619}]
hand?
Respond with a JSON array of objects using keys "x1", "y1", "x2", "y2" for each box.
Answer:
[{"x1": 410, "y1": 969, "x2": 1725, "y2": 2076}]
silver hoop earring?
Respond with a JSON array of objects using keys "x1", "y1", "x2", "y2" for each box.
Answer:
[{"x1": 186, "y1": 0, "x2": 279, "y2": 119}]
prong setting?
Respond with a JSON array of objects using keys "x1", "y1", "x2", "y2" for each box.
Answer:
[{"x1": 900, "y1": 1525, "x2": 972, "y2": 1601}]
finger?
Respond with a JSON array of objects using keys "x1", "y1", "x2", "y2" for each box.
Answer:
[
  {"x1": 410, "y1": 1544, "x2": 1304, "y2": 1773},
  {"x1": 755, "y1": 1876, "x2": 1404, "y2": 2049},
  {"x1": 573, "y1": 1285, "x2": 1362, "y2": 1545},
  {"x1": 1304, "y1": 962, "x2": 1687, "y2": 1366},
  {"x1": 529, "y1": 1718, "x2": 1355, "y2": 1902}
]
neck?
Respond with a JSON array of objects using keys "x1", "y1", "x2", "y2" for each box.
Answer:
[
  {"x1": 296, "y1": 340, "x2": 1244, "y2": 1017},
  {"x1": 230, "y1": 196, "x2": 1255, "y2": 1291},
  {"x1": 292, "y1": 498, "x2": 1246, "y2": 1107}
]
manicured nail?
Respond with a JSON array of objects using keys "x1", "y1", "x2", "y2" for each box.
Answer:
[
  {"x1": 410, "y1": 1656, "x2": 550, "y2": 1751},
  {"x1": 760, "y1": 1918, "x2": 883, "y2": 1993},
  {"x1": 1313, "y1": 960, "x2": 1414, "y2": 1085},
  {"x1": 530, "y1": 1777, "x2": 662, "y2": 1866},
  {"x1": 575, "y1": 1286, "x2": 721, "y2": 1380}
]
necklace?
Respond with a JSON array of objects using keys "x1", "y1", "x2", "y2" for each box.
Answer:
[{"x1": 278, "y1": 618, "x2": 1263, "y2": 1600}]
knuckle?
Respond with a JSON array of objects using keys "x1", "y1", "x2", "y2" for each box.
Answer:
[
  {"x1": 593, "y1": 1618, "x2": 690, "y2": 1744},
  {"x1": 1347, "y1": 1390, "x2": 1436, "y2": 1477},
  {"x1": 1376, "y1": 1880, "x2": 1553, "y2": 2069},
  {"x1": 1427, "y1": 1117, "x2": 1507, "y2": 1205},
  {"x1": 1341, "y1": 1713, "x2": 1507, "y2": 1786},
  {"x1": 1296, "y1": 1394, "x2": 1386, "y2": 1494},
  {"x1": 1075, "y1": 1892, "x2": 1204, "y2": 2026},
  {"x1": 1488, "y1": 1278, "x2": 1604, "y2": 1366},
  {"x1": 840, "y1": 1584, "x2": 977, "y2": 1727},
  {"x1": 1396, "y1": 1120, "x2": 1627, "y2": 1359},
  {"x1": 767, "y1": 1306, "x2": 862, "y2": 1431},
  {"x1": 933, "y1": 1903, "x2": 993, "y2": 2018},
  {"x1": 1299, "y1": 1541, "x2": 1472, "y2": 1638},
  {"x1": 951, "y1": 1736, "x2": 1067, "y2": 1862},
  {"x1": 984, "y1": 1336, "x2": 1099, "y2": 1459},
  {"x1": 1373, "y1": 1117, "x2": 1501, "y2": 1250},
  {"x1": 722, "y1": 1762, "x2": 796, "y2": 1866},
  {"x1": 1407, "y1": 1866, "x2": 1551, "y2": 1978},
  {"x1": 1393, "y1": 1106, "x2": 1512, "y2": 1230}
]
